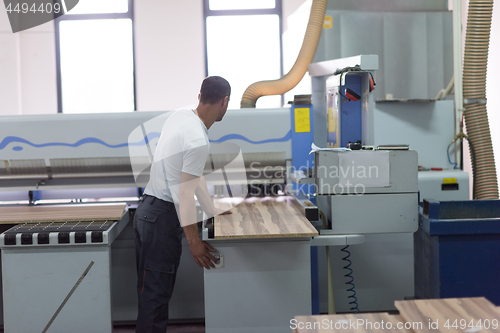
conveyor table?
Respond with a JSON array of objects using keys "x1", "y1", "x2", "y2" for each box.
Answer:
[
  {"x1": 203, "y1": 196, "x2": 318, "y2": 333},
  {"x1": 0, "y1": 203, "x2": 128, "y2": 333}
]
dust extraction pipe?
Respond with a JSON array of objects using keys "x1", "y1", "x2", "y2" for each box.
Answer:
[
  {"x1": 240, "y1": 0, "x2": 327, "y2": 108},
  {"x1": 463, "y1": 0, "x2": 499, "y2": 199}
]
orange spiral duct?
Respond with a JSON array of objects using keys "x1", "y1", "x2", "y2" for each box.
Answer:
[
  {"x1": 463, "y1": 0, "x2": 498, "y2": 199},
  {"x1": 240, "y1": 0, "x2": 327, "y2": 108}
]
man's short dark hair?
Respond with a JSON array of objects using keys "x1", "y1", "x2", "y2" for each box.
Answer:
[{"x1": 199, "y1": 76, "x2": 231, "y2": 104}]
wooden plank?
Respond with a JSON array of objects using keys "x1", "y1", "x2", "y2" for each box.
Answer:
[
  {"x1": 214, "y1": 196, "x2": 318, "y2": 239},
  {"x1": 292, "y1": 313, "x2": 414, "y2": 333},
  {"x1": 395, "y1": 297, "x2": 500, "y2": 333},
  {"x1": 0, "y1": 203, "x2": 126, "y2": 224}
]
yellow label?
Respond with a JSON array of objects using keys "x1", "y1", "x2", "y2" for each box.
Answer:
[
  {"x1": 294, "y1": 107, "x2": 310, "y2": 133},
  {"x1": 323, "y1": 16, "x2": 333, "y2": 29},
  {"x1": 327, "y1": 106, "x2": 336, "y2": 132},
  {"x1": 443, "y1": 178, "x2": 457, "y2": 184}
]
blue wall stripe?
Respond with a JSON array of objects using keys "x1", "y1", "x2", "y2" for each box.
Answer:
[
  {"x1": 210, "y1": 130, "x2": 291, "y2": 144},
  {"x1": 1, "y1": 130, "x2": 291, "y2": 151}
]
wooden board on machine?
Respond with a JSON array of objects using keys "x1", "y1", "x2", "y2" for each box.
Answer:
[
  {"x1": 292, "y1": 297, "x2": 500, "y2": 333},
  {"x1": 213, "y1": 196, "x2": 318, "y2": 239},
  {"x1": 395, "y1": 297, "x2": 500, "y2": 333},
  {"x1": 0, "y1": 203, "x2": 127, "y2": 224}
]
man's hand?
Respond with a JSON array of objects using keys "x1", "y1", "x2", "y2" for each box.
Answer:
[
  {"x1": 212, "y1": 207, "x2": 233, "y2": 216},
  {"x1": 187, "y1": 237, "x2": 218, "y2": 269}
]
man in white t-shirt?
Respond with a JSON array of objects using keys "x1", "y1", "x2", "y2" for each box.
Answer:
[{"x1": 133, "y1": 76, "x2": 231, "y2": 332}]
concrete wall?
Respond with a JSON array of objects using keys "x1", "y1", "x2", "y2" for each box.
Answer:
[
  {"x1": 0, "y1": 10, "x2": 57, "y2": 115},
  {"x1": 133, "y1": 0, "x2": 204, "y2": 112}
]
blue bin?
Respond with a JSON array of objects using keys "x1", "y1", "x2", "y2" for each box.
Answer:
[{"x1": 415, "y1": 199, "x2": 500, "y2": 305}]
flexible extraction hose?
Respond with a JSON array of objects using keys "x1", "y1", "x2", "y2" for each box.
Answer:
[
  {"x1": 240, "y1": 0, "x2": 327, "y2": 108},
  {"x1": 462, "y1": 0, "x2": 499, "y2": 199}
]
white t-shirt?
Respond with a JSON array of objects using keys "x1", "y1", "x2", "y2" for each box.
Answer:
[{"x1": 144, "y1": 109, "x2": 209, "y2": 203}]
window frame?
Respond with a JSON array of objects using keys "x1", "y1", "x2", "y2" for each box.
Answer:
[
  {"x1": 203, "y1": 0, "x2": 284, "y2": 107},
  {"x1": 54, "y1": 0, "x2": 137, "y2": 113}
]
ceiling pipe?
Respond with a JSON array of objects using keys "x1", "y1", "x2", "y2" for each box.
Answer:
[
  {"x1": 240, "y1": 0, "x2": 327, "y2": 108},
  {"x1": 462, "y1": 0, "x2": 499, "y2": 199}
]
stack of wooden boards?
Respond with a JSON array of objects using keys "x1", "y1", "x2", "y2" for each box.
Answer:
[
  {"x1": 293, "y1": 297, "x2": 500, "y2": 332},
  {"x1": 213, "y1": 196, "x2": 318, "y2": 239},
  {"x1": 0, "y1": 203, "x2": 126, "y2": 224}
]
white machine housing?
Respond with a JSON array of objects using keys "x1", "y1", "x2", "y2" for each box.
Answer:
[
  {"x1": 418, "y1": 170, "x2": 470, "y2": 201},
  {"x1": 315, "y1": 149, "x2": 418, "y2": 234}
]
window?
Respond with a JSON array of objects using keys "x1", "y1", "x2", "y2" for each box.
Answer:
[
  {"x1": 204, "y1": 0, "x2": 283, "y2": 109},
  {"x1": 209, "y1": 0, "x2": 276, "y2": 10},
  {"x1": 55, "y1": 0, "x2": 135, "y2": 113}
]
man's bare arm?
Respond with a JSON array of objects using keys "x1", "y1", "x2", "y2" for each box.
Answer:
[
  {"x1": 194, "y1": 175, "x2": 215, "y2": 214},
  {"x1": 194, "y1": 175, "x2": 232, "y2": 216},
  {"x1": 179, "y1": 172, "x2": 217, "y2": 269}
]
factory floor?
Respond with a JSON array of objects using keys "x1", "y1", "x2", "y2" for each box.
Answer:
[
  {"x1": 113, "y1": 323, "x2": 205, "y2": 332},
  {"x1": 0, "y1": 323, "x2": 205, "y2": 333}
]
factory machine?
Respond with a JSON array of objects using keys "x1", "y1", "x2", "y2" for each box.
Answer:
[
  {"x1": 0, "y1": 59, "x2": 471, "y2": 333},
  {"x1": 0, "y1": 107, "x2": 315, "y2": 330},
  {"x1": 0, "y1": 204, "x2": 130, "y2": 332},
  {"x1": 0, "y1": 0, "x2": 479, "y2": 327},
  {"x1": 304, "y1": 54, "x2": 469, "y2": 313},
  {"x1": 0, "y1": 50, "x2": 473, "y2": 332},
  {"x1": 309, "y1": 55, "x2": 419, "y2": 235}
]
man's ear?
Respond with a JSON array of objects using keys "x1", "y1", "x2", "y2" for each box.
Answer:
[{"x1": 198, "y1": 93, "x2": 201, "y2": 101}]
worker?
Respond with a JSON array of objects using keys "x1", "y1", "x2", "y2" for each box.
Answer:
[{"x1": 133, "y1": 76, "x2": 232, "y2": 332}]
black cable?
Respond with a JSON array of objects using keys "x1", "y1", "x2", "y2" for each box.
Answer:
[
  {"x1": 338, "y1": 91, "x2": 350, "y2": 101},
  {"x1": 340, "y1": 245, "x2": 359, "y2": 313},
  {"x1": 447, "y1": 142, "x2": 459, "y2": 169},
  {"x1": 460, "y1": 138, "x2": 464, "y2": 170},
  {"x1": 333, "y1": 65, "x2": 376, "y2": 89}
]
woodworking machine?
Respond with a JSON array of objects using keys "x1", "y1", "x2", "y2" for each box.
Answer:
[
  {"x1": 0, "y1": 54, "x2": 468, "y2": 329},
  {"x1": 0, "y1": 206, "x2": 131, "y2": 332},
  {"x1": 305, "y1": 54, "x2": 469, "y2": 314},
  {"x1": 0, "y1": 108, "x2": 303, "y2": 328},
  {"x1": 314, "y1": 149, "x2": 418, "y2": 235}
]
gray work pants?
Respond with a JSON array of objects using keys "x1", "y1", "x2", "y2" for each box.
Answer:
[{"x1": 133, "y1": 194, "x2": 183, "y2": 333}]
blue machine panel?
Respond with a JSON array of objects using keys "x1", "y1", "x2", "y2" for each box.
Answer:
[
  {"x1": 290, "y1": 105, "x2": 319, "y2": 314},
  {"x1": 340, "y1": 75, "x2": 362, "y2": 147},
  {"x1": 290, "y1": 105, "x2": 314, "y2": 190}
]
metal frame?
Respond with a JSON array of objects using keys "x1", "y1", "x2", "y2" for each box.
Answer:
[
  {"x1": 452, "y1": 0, "x2": 463, "y2": 170},
  {"x1": 54, "y1": 0, "x2": 137, "y2": 113},
  {"x1": 203, "y1": 0, "x2": 284, "y2": 106}
]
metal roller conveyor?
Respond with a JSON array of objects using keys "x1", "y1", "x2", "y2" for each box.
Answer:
[
  {"x1": 0, "y1": 204, "x2": 132, "y2": 333},
  {"x1": 2, "y1": 220, "x2": 115, "y2": 246}
]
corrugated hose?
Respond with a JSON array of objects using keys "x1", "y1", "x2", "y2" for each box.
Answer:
[
  {"x1": 463, "y1": 0, "x2": 499, "y2": 199},
  {"x1": 240, "y1": 0, "x2": 327, "y2": 108}
]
